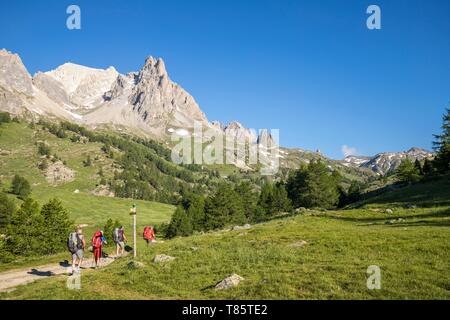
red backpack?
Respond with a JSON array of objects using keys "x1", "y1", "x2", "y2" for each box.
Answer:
[
  {"x1": 143, "y1": 226, "x2": 151, "y2": 239},
  {"x1": 92, "y1": 232, "x2": 102, "y2": 248}
]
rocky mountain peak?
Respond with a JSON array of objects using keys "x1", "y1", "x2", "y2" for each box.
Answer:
[
  {"x1": 0, "y1": 48, "x2": 33, "y2": 97},
  {"x1": 225, "y1": 121, "x2": 244, "y2": 130},
  {"x1": 141, "y1": 56, "x2": 167, "y2": 78}
]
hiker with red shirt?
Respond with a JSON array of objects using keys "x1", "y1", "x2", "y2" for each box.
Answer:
[
  {"x1": 91, "y1": 230, "x2": 107, "y2": 268},
  {"x1": 143, "y1": 226, "x2": 155, "y2": 245}
]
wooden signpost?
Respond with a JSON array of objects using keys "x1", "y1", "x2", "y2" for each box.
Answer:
[{"x1": 130, "y1": 203, "x2": 137, "y2": 258}]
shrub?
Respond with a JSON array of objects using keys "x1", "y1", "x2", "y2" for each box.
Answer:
[
  {"x1": 0, "y1": 112, "x2": 11, "y2": 124},
  {"x1": 0, "y1": 192, "x2": 15, "y2": 232},
  {"x1": 37, "y1": 142, "x2": 51, "y2": 156},
  {"x1": 10, "y1": 175, "x2": 31, "y2": 199}
]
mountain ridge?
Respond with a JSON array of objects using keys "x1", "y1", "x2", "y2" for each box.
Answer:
[{"x1": 0, "y1": 48, "x2": 432, "y2": 174}]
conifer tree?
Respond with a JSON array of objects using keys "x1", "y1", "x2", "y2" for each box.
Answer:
[{"x1": 432, "y1": 108, "x2": 450, "y2": 173}]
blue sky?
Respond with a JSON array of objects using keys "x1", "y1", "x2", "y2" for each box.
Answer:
[{"x1": 0, "y1": 0, "x2": 449, "y2": 159}]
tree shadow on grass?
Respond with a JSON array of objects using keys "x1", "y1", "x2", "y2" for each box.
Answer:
[
  {"x1": 389, "y1": 219, "x2": 450, "y2": 228},
  {"x1": 327, "y1": 208, "x2": 450, "y2": 224}
]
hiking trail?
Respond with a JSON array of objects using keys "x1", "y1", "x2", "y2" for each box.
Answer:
[{"x1": 0, "y1": 253, "x2": 126, "y2": 293}]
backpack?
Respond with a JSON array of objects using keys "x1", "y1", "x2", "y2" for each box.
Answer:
[
  {"x1": 113, "y1": 228, "x2": 119, "y2": 242},
  {"x1": 143, "y1": 226, "x2": 150, "y2": 239},
  {"x1": 67, "y1": 232, "x2": 78, "y2": 254},
  {"x1": 118, "y1": 229, "x2": 124, "y2": 242},
  {"x1": 76, "y1": 234, "x2": 84, "y2": 250},
  {"x1": 92, "y1": 235, "x2": 102, "y2": 248}
]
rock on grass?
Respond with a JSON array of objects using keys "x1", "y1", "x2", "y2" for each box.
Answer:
[
  {"x1": 215, "y1": 274, "x2": 244, "y2": 290},
  {"x1": 289, "y1": 240, "x2": 308, "y2": 248},
  {"x1": 127, "y1": 260, "x2": 145, "y2": 270},
  {"x1": 153, "y1": 254, "x2": 175, "y2": 263}
]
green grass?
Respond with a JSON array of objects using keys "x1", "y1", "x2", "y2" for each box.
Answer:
[
  {"x1": 1, "y1": 206, "x2": 448, "y2": 299},
  {"x1": 354, "y1": 175, "x2": 450, "y2": 209},
  {"x1": 1, "y1": 122, "x2": 449, "y2": 299}
]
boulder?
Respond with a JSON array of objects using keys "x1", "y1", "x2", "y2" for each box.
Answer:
[
  {"x1": 289, "y1": 240, "x2": 308, "y2": 248},
  {"x1": 153, "y1": 254, "x2": 175, "y2": 263},
  {"x1": 232, "y1": 224, "x2": 252, "y2": 231},
  {"x1": 215, "y1": 273, "x2": 244, "y2": 290},
  {"x1": 127, "y1": 260, "x2": 145, "y2": 270},
  {"x1": 385, "y1": 209, "x2": 394, "y2": 214}
]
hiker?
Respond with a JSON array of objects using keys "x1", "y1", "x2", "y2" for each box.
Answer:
[
  {"x1": 143, "y1": 225, "x2": 155, "y2": 245},
  {"x1": 113, "y1": 226, "x2": 127, "y2": 256},
  {"x1": 67, "y1": 228, "x2": 85, "y2": 275},
  {"x1": 91, "y1": 230, "x2": 107, "y2": 268}
]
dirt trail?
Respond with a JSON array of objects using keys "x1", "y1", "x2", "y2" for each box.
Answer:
[{"x1": 0, "y1": 253, "x2": 125, "y2": 293}]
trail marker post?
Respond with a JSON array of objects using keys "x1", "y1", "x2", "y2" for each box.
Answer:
[{"x1": 130, "y1": 204, "x2": 137, "y2": 258}]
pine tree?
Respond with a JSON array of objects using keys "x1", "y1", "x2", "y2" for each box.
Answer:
[
  {"x1": 235, "y1": 181, "x2": 260, "y2": 222},
  {"x1": 432, "y1": 108, "x2": 450, "y2": 173},
  {"x1": 182, "y1": 193, "x2": 206, "y2": 231},
  {"x1": 6, "y1": 198, "x2": 44, "y2": 256},
  {"x1": 40, "y1": 198, "x2": 74, "y2": 254},
  {"x1": 166, "y1": 206, "x2": 193, "y2": 238},
  {"x1": 423, "y1": 158, "x2": 434, "y2": 175},
  {"x1": 414, "y1": 159, "x2": 424, "y2": 175},
  {"x1": 258, "y1": 183, "x2": 275, "y2": 214},
  {"x1": 0, "y1": 192, "x2": 15, "y2": 232},
  {"x1": 271, "y1": 183, "x2": 292, "y2": 213},
  {"x1": 286, "y1": 160, "x2": 340, "y2": 209},
  {"x1": 396, "y1": 159, "x2": 420, "y2": 184},
  {"x1": 204, "y1": 184, "x2": 245, "y2": 230}
]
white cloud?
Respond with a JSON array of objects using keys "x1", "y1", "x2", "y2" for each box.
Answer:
[{"x1": 341, "y1": 145, "x2": 358, "y2": 158}]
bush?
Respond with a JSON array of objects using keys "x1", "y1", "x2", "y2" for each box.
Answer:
[
  {"x1": 0, "y1": 192, "x2": 15, "y2": 232},
  {"x1": 37, "y1": 143, "x2": 51, "y2": 156},
  {"x1": 10, "y1": 175, "x2": 31, "y2": 199},
  {"x1": 83, "y1": 155, "x2": 92, "y2": 167},
  {"x1": 38, "y1": 160, "x2": 49, "y2": 171},
  {"x1": 103, "y1": 218, "x2": 121, "y2": 246},
  {"x1": 0, "y1": 112, "x2": 11, "y2": 124}
]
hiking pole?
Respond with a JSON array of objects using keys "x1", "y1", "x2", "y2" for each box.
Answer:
[{"x1": 130, "y1": 204, "x2": 137, "y2": 258}]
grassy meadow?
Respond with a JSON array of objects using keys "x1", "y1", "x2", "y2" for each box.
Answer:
[{"x1": 1, "y1": 205, "x2": 448, "y2": 299}]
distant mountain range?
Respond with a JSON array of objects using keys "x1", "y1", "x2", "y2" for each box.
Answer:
[
  {"x1": 0, "y1": 49, "x2": 433, "y2": 175},
  {"x1": 342, "y1": 147, "x2": 433, "y2": 175}
]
